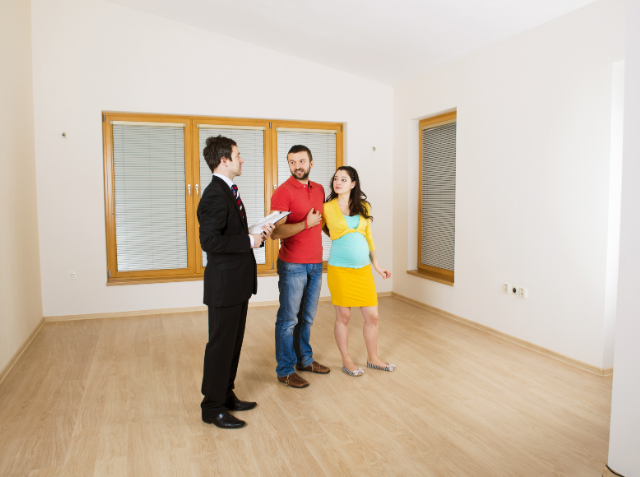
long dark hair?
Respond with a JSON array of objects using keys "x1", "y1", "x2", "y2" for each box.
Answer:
[{"x1": 326, "y1": 166, "x2": 373, "y2": 221}]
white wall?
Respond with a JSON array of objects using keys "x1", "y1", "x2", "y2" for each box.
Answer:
[
  {"x1": 607, "y1": 0, "x2": 640, "y2": 473},
  {"x1": 603, "y1": 60, "x2": 625, "y2": 370},
  {"x1": 0, "y1": 0, "x2": 43, "y2": 373},
  {"x1": 31, "y1": 0, "x2": 393, "y2": 318},
  {"x1": 392, "y1": 0, "x2": 624, "y2": 368}
]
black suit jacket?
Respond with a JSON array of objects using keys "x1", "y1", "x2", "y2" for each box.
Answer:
[{"x1": 198, "y1": 175, "x2": 257, "y2": 307}]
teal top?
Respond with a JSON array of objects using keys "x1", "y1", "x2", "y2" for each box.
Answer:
[{"x1": 328, "y1": 214, "x2": 371, "y2": 269}]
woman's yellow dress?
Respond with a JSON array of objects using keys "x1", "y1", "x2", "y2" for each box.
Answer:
[{"x1": 322, "y1": 199, "x2": 378, "y2": 307}]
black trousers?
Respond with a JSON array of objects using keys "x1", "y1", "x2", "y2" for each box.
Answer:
[{"x1": 201, "y1": 301, "x2": 248, "y2": 417}]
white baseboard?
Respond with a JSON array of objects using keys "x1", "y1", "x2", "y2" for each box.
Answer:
[
  {"x1": 0, "y1": 318, "x2": 44, "y2": 386},
  {"x1": 44, "y1": 292, "x2": 394, "y2": 323}
]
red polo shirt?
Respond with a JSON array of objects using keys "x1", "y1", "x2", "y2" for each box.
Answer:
[{"x1": 271, "y1": 175, "x2": 325, "y2": 264}]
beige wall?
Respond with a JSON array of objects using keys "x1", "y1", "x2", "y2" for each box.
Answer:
[{"x1": 0, "y1": 0, "x2": 43, "y2": 374}]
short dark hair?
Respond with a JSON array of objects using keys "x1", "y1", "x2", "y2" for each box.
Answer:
[
  {"x1": 203, "y1": 135, "x2": 237, "y2": 172},
  {"x1": 287, "y1": 145, "x2": 313, "y2": 162}
]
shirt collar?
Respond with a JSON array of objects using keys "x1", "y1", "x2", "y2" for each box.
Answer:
[
  {"x1": 287, "y1": 175, "x2": 312, "y2": 189},
  {"x1": 213, "y1": 173, "x2": 234, "y2": 189}
]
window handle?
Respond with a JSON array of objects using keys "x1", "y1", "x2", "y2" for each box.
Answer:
[
  {"x1": 196, "y1": 184, "x2": 199, "y2": 196},
  {"x1": 188, "y1": 184, "x2": 191, "y2": 196}
]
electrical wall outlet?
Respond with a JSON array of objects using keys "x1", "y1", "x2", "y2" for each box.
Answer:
[
  {"x1": 505, "y1": 283, "x2": 528, "y2": 297},
  {"x1": 69, "y1": 272, "x2": 77, "y2": 279}
]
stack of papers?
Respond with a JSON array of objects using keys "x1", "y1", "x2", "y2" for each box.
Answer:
[{"x1": 249, "y1": 211, "x2": 291, "y2": 234}]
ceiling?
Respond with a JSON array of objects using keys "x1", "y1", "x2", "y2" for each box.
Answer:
[{"x1": 104, "y1": 0, "x2": 596, "y2": 85}]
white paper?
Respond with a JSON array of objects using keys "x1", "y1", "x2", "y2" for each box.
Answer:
[{"x1": 249, "y1": 211, "x2": 291, "y2": 234}]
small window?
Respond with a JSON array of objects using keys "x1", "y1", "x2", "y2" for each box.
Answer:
[{"x1": 415, "y1": 112, "x2": 456, "y2": 285}]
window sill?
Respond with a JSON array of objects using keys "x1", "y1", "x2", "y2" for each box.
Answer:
[
  {"x1": 259, "y1": 270, "x2": 279, "y2": 278},
  {"x1": 107, "y1": 269, "x2": 280, "y2": 286},
  {"x1": 407, "y1": 269, "x2": 454, "y2": 286},
  {"x1": 107, "y1": 275, "x2": 202, "y2": 286}
]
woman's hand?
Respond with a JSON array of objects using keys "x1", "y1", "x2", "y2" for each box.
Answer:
[
  {"x1": 369, "y1": 251, "x2": 390, "y2": 279},
  {"x1": 375, "y1": 266, "x2": 391, "y2": 280}
]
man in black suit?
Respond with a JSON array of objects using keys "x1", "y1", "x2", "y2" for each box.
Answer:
[{"x1": 198, "y1": 135, "x2": 274, "y2": 429}]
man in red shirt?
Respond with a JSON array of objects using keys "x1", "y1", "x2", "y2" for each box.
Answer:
[{"x1": 270, "y1": 145, "x2": 331, "y2": 388}]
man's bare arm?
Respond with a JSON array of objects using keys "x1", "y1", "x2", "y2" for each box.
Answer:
[
  {"x1": 270, "y1": 208, "x2": 322, "y2": 240},
  {"x1": 270, "y1": 215, "x2": 305, "y2": 240}
]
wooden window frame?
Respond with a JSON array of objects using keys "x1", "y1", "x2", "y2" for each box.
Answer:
[
  {"x1": 102, "y1": 112, "x2": 343, "y2": 286},
  {"x1": 413, "y1": 111, "x2": 456, "y2": 286}
]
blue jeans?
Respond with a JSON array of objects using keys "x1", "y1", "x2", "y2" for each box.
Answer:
[{"x1": 275, "y1": 259, "x2": 323, "y2": 377}]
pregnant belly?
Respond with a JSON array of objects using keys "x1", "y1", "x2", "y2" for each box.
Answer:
[{"x1": 329, "y1": 232, "x2": 370, "y2": 268}]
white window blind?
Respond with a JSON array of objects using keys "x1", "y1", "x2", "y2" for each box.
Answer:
[
  {"x1": 113, "y1": 124, "x2": 188, "y2": 272},
  {"x1": 421, "y1": 122, "x2": 456, "y2": 271},
  {"x1": 277, "y1": 130, "x2": 336, "y2": 262},
  {"x1": 199, "y1": 128, "x2": 266, "y2": 265}
]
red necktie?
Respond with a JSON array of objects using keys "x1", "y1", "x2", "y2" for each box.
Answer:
[{"x1": 231, "y1": 184, "x2": 245, "y2": 219}]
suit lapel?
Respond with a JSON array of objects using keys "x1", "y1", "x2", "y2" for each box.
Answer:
[
  {"x1": 212, "y1": 175, "x2": 248, "y2": 232},
  {"x1": 238, "y1": 197, "x2": 249, "y2": 230}
]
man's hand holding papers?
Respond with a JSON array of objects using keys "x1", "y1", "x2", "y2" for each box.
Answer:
[
  {"x1": 249, "y1": 211, "x2": 291, "y2": 247},
  {"x1": 249, "y1": 211, "x2": 291, "y2": 235}
]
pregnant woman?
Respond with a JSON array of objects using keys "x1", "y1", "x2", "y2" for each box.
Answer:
[{"x1": 322, "y1": 166, "x2": 395, "y2": 376}]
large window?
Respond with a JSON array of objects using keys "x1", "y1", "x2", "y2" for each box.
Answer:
[
  {"x1": 414, "y1": 111, "x2": 456, "y2": 286},
  {"x1": 103, "y1": 113, "x2": 343, "y2": 285}
]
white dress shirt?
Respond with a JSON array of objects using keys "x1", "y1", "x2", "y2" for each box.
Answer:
[{"x1": 213, "y1": 173, "x2": 254, "y2": 248}]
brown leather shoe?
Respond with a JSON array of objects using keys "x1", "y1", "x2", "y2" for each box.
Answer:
[
  {"x1": 295, "y1": 361, "x2": 330, "y2": 374},
  {"x1": 277, "y1": 373, "x2": 309, "y2": 388}
]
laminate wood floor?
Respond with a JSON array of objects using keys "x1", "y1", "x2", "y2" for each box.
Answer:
[{"x1": 0, "y1": 297, "x2": 612, "y2": 476}]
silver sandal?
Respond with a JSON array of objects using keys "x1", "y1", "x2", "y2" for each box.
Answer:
[
  {"x1": 366, "y1": 362, "x2": 396, "y2": 372},
  {"x1": 342, "y1": 366, "x2": 364, "y2": 377}
]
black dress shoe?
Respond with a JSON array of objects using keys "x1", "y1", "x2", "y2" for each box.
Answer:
[
  {"x1": 202, "y1": 411, "x2": 246, "y2": 429},
  {"x1": 225, "y1": 395, "x2": 257, "y2": 411}
]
